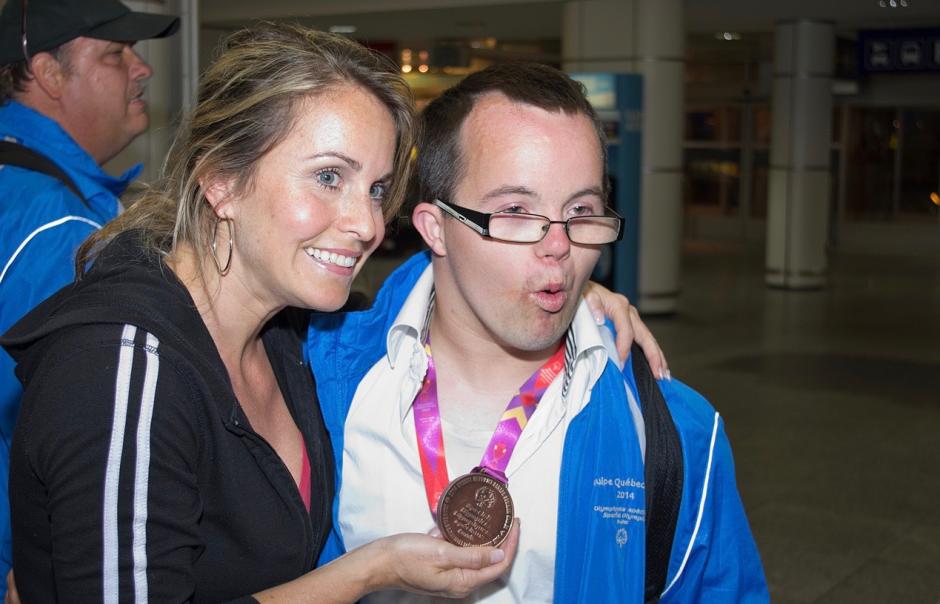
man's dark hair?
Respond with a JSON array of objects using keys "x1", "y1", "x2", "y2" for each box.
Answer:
[
  {"x1": 0, "y1": 44, "x2": 71, "y2": 104},
  {"x1": 416, "y1": 62, "x2": 609, "y2": 207}
]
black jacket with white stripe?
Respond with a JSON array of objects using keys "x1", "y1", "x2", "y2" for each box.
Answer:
[{"x1": 2, "y1": 232, "x2": 334, "y2": 602}]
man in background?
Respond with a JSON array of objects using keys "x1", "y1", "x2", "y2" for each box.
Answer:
[{"x1": 0, "y1": 0, "x2": 178, "y2": 591}]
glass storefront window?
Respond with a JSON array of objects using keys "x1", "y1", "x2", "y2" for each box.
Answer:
[
  {"x1": 748, "y1": 106, "x2": 771, "y2": 220},
  {"x1": 753, "y1": 106, "x2": 772, "y2": 147},
  {"x1": 831, "y1": 106, "x2": 842, "y2": 144},
  {"x1": 684, "y1": 106, "x2": 743, "y2": 215},
  {"x1": 842, "y1": 107, "x2": 939, "y2": 221},
  {"x1": 726, "y1": 107, "x2": 742, "y2": 142},
  {"x1": 686, "y1": 110, "x2": 721, "y2": 141},
  {"x1": 683, "y1": 102, "x2": 939, "y2": 228},
  {"x1": 750, "y1": 149, "x2": 769, "y2": 218},
  {"x1": 844, "y1": 108, "x2": 896, "y2": 220},
  {"x1": 685, "y1": 107, "x2": 742, "y2": 142},
  {"x1": 684, "y1": 148, "x2": 741, "y2": 215},
  {"x1": 899, "y1": 110, "x2": 940, "y2": 219}
]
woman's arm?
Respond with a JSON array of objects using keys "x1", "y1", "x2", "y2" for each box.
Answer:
[
  {"x1": 10, "y1": 329, "x2": 204, "y2": 602},
  {"x1": 255, "y1": 521, "x2": 520, "y2": 603}
]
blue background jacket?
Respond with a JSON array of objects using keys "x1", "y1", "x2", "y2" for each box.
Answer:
[
  {"x1": 308, "y1": 251, "x2": 769, "y2": 603},
  {"x1": 0, "y1": 100, "x2": 139, "y2": 590}
]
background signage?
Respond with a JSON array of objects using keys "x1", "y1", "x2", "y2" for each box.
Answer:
[{"x1": 859, "y1": 28, "x2": 940, "y2": 73}]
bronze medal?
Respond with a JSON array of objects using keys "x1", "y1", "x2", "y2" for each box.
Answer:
[{"x1": 436, "y1": 469, "x2": 514, "y2": 547}]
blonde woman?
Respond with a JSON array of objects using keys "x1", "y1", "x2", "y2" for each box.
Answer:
[{"x1": 3, "y1": 23, "x2": 518, "y2": 602}]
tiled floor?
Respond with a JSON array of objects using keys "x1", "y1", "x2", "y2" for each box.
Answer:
[{"x1": 645, "y1": 241, "x2": 940, "y2": 603}]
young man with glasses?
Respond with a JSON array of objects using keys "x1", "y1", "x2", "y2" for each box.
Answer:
[
  {"x1": 0, "y1": 0, "x2": 178, "y2": 594},
  {"x1": 309, "y1": 63, "x2": 768, "y2": 603}
]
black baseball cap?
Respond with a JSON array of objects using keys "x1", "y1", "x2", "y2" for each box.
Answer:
[{"x1": 0, "y1": 0, "x2": 180, "y2": 65}]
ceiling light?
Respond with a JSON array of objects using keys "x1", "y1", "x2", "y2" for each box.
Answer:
[
  {"x1": 329, "y1": 25, "x2": 357, "y2": 34},
  {"x1": 714, "y1": 31, "x2": 741, "y2": 41}
]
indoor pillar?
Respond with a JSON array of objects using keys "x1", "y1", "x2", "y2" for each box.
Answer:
[
  {"x1": 765, "y1": 20, "x2": 834, "y2": 289},
  {"x1": 563, "y1": 0, "x2": 685, "y2": 314}
]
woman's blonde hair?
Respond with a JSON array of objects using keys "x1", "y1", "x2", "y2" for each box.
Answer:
[{"x1": 76, "y1": 22, "x2": 416, "y2": 275}]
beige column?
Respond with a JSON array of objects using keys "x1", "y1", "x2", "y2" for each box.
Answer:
[
  {"x1": 563, "y1": 0, "x2": 685, "y2": 314},
  {"x1": 765, "y1": 20, "x2": 834, "y2": 289}
]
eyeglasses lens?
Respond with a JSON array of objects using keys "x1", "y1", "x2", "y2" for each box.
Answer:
[
  {"x1": 568, "y1": 216, "x2": 622, "y2": 244},
  {"x1": 488, "y1": 214, "x2": 621, "y2": 245},
  {"x1": 488, "y1": 213, "x2": 548, "y2": 243}
]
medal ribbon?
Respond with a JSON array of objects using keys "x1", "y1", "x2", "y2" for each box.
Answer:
[{"x1": 412, "y1": 341, "x2": 566, "y2": 516}]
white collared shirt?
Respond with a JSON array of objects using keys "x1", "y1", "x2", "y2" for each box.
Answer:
[{"x1": 339, "y1": 266, "x2": 644, "y2": 603}]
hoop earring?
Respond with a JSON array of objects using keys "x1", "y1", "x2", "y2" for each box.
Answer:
[{"x1": 210, "y1": 217, "x2": 234, "y2": 276}]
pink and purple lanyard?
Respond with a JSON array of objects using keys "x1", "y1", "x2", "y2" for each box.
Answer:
[{"x1": 413, "y1": 340, "x2": 567, "y2": 516}]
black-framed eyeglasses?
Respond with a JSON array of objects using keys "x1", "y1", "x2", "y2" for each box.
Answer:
[
  {"x1": 434, "y1": 199, "x2": 624, "y2": 245},
  {"x1": 20, "y1": 0, "x2": 30, "y2": 64}
]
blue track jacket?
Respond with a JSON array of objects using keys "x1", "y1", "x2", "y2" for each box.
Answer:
[
  {"x1": 308, "y1": 251, "x2": 768, "y2": 603},
  {"x1": 0, "y1": 100, "x2": 139, "y2": 590}
]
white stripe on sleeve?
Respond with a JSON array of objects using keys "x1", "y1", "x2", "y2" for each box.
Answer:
[
  {"x1": 661, "y1": 411, "x2": 721, "y2": 597},
  {"x1": 132, "y1": 332, "x2": 160, "y2": 603},
  {"x1": 103, "y1": 324, "x2": 138, "y2": 603},
  {"x1": 0, "y1": 216, "x2": 102, "y2": 285}
]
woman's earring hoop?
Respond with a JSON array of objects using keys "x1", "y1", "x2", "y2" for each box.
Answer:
[{"x1": 211, "y1": 217, "x2": 234, "y2": 276}]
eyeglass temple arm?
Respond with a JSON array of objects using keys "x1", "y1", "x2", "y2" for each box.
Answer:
[
  {"x1": 21, "y1": 0, "x2": 30, "y2": 64},
  {"x1": 433, "y1": 199, "x2": 489, "y2": 237}
]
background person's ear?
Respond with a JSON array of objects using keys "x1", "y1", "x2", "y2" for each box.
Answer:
[
  {"x1": 412, "y1": 202, "x2": 447, "y2": 256},
  {"x1": 30, "y1": 52, "x2": 67, "y2": 99}
]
